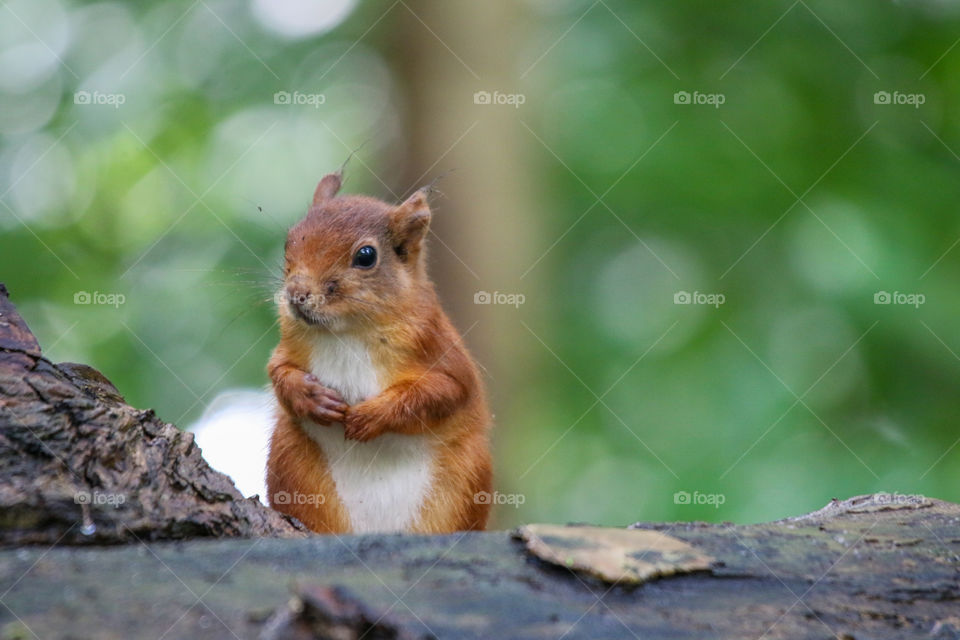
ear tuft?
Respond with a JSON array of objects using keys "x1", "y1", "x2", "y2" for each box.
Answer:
[
  {"x1": 404, "y1": 189, "x2": 428, "y2": 210},
  {"x1": 390, "y1": 189, "x2": 432, "y2": 260},
  {"x1": 312, "y1": 172, "x2": 342, "y2": 205}
]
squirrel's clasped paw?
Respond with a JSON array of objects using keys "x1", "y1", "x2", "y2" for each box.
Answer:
[
  {"x1": 343, "y1": 404, "x2": 382, "y2": 441},
  {"x1": 296, "y1": 374, "x2": 348, "y2": 425}
]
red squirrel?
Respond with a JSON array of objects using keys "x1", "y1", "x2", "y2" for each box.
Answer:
[{"x1": 266, "y1": 172, "x2": 492, "y2": 534}]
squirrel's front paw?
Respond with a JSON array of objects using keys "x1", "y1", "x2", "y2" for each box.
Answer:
[
  {"x1": 292, "y1": 374, "x2": 348, "y2": 425},
  {"x1": 343, "y1": 403, "x2": 383, "y2": 441}
]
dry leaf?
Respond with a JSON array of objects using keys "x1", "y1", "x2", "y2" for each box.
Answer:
[{"x1": 515, "y1": 524, "x2": 713, "y2": 584}]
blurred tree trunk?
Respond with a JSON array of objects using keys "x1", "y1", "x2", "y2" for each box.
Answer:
[{"x1": 386, "y1": 3, "x2": 543, "y2": 521}]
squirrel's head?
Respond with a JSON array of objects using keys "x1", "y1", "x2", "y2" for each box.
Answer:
[{"x1": 279, "y1": 172, "x2": 432, "y2": 332}]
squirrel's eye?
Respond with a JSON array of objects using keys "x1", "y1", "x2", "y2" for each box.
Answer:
[{"x1": 352, "y1": 245, "x2": 378, "y2": 269}]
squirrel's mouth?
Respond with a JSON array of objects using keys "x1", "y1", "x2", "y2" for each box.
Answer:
[{"x1": 290, "y1": 303, "x2": 331, "y2": 328}]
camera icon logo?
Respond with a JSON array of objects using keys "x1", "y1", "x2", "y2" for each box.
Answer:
[
  {"x1": 474, "y1": 291, "x2": 492, "y2": 304},
  {"x1": 674, "y1": 291, "x2": 692, "y2": 304},
  {"x1": 874, "y1": 91, "x2": 891, "y2": 105},
  {"x1": 74, "y1": 91, "x2": 91, "y2": 105},
  {"x1": 274, "y1": 91, "x2": 291, "y2": 105},
  {"x1": 673, "y1": 490, "x2": 691, "y2": 505},
  {"x1": 874, "y1": 291, "x2": 891, "y2": 304},
  {"x1": 273, "y1": 490, "x2": 291, "y2": 505},
  {"x1": 74, "y1": 491, "x2": 91, "y2": 504},
  {"x1": 674, "y1": 91, "x2": 691, "y2": 105},
  {"x1": 74, "y1": 291, "x2": 92, "y2": 305},
  {"x1": 474, "y1": 91, "x2": 492, "y2": 105},
  {"x1": 474, "y1": 491, "x2": 492, "y2": 504}
]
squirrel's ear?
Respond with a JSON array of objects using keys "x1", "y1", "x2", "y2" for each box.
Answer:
[
  {"x1": 312, "y1": 172, "x2": 342, "y2": 205},
  {"x1": 389, "y1": 189, "x2": 431, "y2": 259}
]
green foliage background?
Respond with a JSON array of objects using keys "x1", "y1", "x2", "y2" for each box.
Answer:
[{"x1": 2, "y1": 0, "x2": 959, "y2": 527}]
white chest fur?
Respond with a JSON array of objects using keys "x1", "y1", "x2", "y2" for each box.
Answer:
[{"x1": 301, "y1": 332, "x2": 434, "y2": 533}]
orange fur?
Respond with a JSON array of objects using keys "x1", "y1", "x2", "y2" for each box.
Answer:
[{"x1": 265, "y1": 173, "x2": 492, "y2": 534}]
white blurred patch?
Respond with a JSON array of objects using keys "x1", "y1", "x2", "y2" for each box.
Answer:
[
  {"x1": 204, "y1": 107, "x2": 344, "y2": 222},
  {"x1": 593, "y1": 237, "x2": 701, "y2": 352},
  {"x1": 250, "y1": 0, "x2": 357, "y2": 39},
  {"x1": 3, "y1": 134, "x2": 76, "y2": 227},
  {"x1": 787, "y1": 199, "x2": 880, "y2": 294},
  {"x1": 870, "y1": 415, "x2": 911, "y2": 448},
  {"x1": 0, "y1": 0, "x2": 71, "y2": 92},
  {"x1": 190, "y1": 388, "x2": 275, "y2": 503}
]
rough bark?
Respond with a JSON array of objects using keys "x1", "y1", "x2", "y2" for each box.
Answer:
[{"x1": 0, "y1": 283, "x2": 304, "y2": 545}]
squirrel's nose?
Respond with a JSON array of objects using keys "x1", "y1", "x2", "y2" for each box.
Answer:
[{"x1": 286, "y1": 284, "x2": 310, "y2": 306}]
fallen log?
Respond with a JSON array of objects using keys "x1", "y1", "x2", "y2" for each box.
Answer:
[{"x1": 0, "y1": 495, "x2": 957, "y2": 639}]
